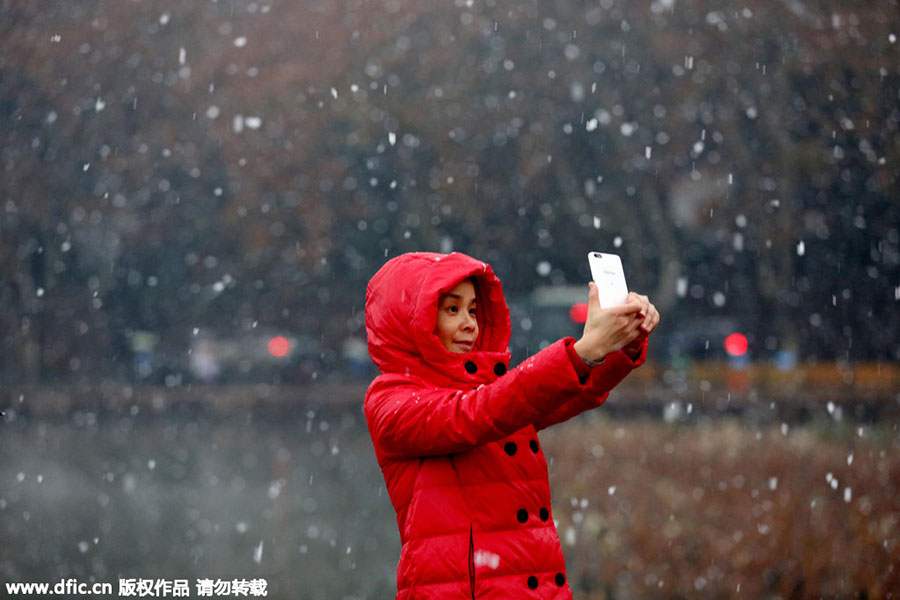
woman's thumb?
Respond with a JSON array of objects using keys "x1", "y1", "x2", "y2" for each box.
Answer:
[{"x1": 587, "y1": 281, "x2": 602, "y2": 309}]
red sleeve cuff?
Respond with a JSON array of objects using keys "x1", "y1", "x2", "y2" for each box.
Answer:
[
  {"x1": 622, "y1": 335, "x2": 648, "y2": 363},
  {"x1": 564, "y1": 338, "x2": 593, "y2": 381}
]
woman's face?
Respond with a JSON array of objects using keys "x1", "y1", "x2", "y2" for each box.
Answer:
[{"x1": 435, "y1": 279, "x2": 479, "y2": 354}]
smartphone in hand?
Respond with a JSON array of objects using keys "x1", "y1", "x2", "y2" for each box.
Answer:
[{"x1": 588, "y1": 252, "x2": 629, "y2": 307}]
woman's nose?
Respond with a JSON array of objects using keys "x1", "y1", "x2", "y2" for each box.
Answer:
[{"x1": 462, "y1": 314, "x2": 476, "y2": 330}]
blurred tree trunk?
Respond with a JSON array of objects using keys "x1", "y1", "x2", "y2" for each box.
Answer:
[
  {"x1": 647, "y1": 181, "x2": 683, "y2": 313},
  {"x1": 15, "y1": 238, "x2": 43, "y2": 383}
]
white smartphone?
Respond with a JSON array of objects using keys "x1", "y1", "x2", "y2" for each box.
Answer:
[{"x1": 588, "y1": 252, "x2": 629, "y2": 307}]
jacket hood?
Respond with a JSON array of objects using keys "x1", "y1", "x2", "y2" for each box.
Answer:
[{"x1": 365, "y1": 252, "x2": 512, "y2": 386}]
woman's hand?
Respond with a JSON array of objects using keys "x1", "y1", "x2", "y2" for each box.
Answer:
[
  {"x1": 572, "y1": 283, "x2": 659, "y2": 363},
  {"x1": 622, "y1": 291, "x2": 660, "y2": 355}
]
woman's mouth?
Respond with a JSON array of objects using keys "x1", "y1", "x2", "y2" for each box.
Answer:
[{"x1": 454, "y1": 340, "x2": 474, "y2": 352}]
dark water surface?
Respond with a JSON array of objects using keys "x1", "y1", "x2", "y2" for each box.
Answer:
[{"x1": 1, "y1": 407, "x2": 398, "y2": 599}]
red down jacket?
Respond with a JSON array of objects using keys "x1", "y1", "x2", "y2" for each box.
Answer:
[{"x1": 364, "y1": 252, "x2": 645, "y2": 599}]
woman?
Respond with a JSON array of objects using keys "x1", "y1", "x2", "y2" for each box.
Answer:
[{"x1": 364, "y1": 251, "x2": 659, "y2": 598}]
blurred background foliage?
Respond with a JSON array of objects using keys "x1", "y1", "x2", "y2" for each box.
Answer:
[{"x1": 2, "y1": 0, "x2": 898, "y2": 383}]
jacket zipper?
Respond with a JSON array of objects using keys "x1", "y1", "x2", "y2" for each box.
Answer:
[{"x1": 468, "y1": 524, "x2": 475, "y2": 599}]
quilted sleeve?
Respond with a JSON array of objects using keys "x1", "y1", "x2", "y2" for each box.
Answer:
[
  {"x1": 365, "y1": 338, "x2": 641, "y2": 459},
  {"x1": 533, "y1": 337, "x2": 647, "y2": 431}
]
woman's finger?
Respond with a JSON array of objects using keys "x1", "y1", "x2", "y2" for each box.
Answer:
[
  {"x1": 640, "y1": 304, "x2": 660, "y2": 334},
  {"x1": 626, "y1": 292, "x2": 650, "y2": 318},
  {"x1": 606, "y1": 302, "x2": 643, "y2": 317},
  {"x1": 586, "y1": 282, "x2": 604, "y2": 313}
]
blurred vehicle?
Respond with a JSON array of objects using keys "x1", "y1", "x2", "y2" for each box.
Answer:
[
  {"x1": 664, "y1": 316, "x2": 750, "y2": 365},
  {"x1": 127, "y1": 330, "x2": 159, "y2": 379},
  {"x1": 508, "y1": 286, "x2": 587, "y2": 366},
  {"x1": 188, "y1": 331, "x2": 323, "y2": 383}
]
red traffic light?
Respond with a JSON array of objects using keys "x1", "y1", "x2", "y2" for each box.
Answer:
[
  {"x1": 724, "y1": 333, "x2": 748, "y2": 357},
  {"x1": 569, "y1": 303, "x2": 589, "y2": 323},
  {"x1": 267, "y1": 336, "x2": 291, "y2": 358}
]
